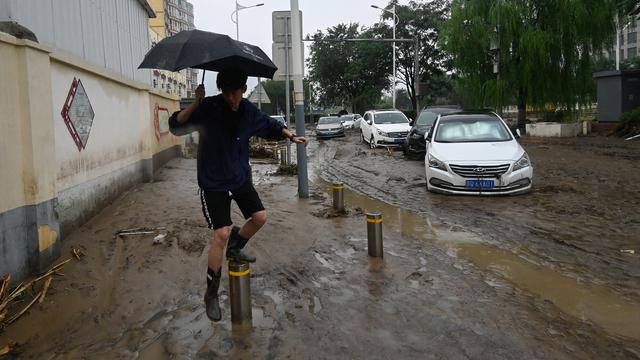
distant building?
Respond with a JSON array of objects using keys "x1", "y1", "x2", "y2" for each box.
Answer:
[
  {"x1": 149, "y1": 28, "x2": 187, "y2": 97},
  {"x1": 148, "y1": 0, "x2": 198, "y2": 97},
  {"x1": 618, "y1": 18, "x2": 639, "y2": 61}
]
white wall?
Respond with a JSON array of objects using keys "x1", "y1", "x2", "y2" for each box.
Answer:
[{"x1": 1, "y1": 0, "x2": 152, "y2": 84}]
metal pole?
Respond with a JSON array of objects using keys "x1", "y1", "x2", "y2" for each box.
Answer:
[
  {"x1": 235, "y1": 1, "x2": 240, "y2": 40},
  {"x1": 366, "y1": 212, "x2": 383, "y2": 257},
  {"x1": 258, "y1": 78, "x2": 262, "y2": 110},
  {"x1": 284, "y1": 16, "x2": 292, "y2": 165},
  {"x1": 332, "y1": 181, "x2": 344, "y2": 212},
  {"x1": 290, "y1": 0, "x2": 309, "y2": 198},
  {"x1": 308, "y1": 81, "x2": 312, "y2": 124},
  {"x1": 228, "y1": 261, "x2": 252, "y2": 329},
  {"x1": 616, "y1": 15, "x2": 620, "y2": 71},
  {"x1": 413, "y1": 37, "x2": 419, "y2": 113},
  {"x1": 279, "y1": 147, "x2": 288, "y2": 165},
  {"x1": 392, "y1": 4, "x2": 396, "y2": 109}
]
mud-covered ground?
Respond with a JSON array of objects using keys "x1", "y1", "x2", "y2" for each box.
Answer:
[{"x1": 0, "y1": 132, "x2": 639, "y2": 359}]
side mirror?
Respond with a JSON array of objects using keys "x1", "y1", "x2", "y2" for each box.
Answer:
[
  {"x1": 367, "y1": 120, "x2": 372, "y2": 125},
  {"x1": 511, "y1": 127, "x2": 521, "y2": 139},
  {"x1": 409, "y1": 118, "x2": 414, "y2": 126}
]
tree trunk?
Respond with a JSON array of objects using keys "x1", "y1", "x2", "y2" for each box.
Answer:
[{"x1": 517, "y1": 88, "x2": 527, "y2": 134}]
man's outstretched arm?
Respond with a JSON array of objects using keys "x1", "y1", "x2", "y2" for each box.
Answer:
[{"x1": 281, "y1": 127, "x2": 307, "y2": 144}]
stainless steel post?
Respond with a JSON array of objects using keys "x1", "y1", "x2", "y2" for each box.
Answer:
[
  {"x1": 279, "y1": 147, "x2": 288, "y2": 166},
  {"x1": 332, "y1": 182, "x2": 344, "y2": 212},
  {"x1": 366, "y1": 212, "x2": 383, "y2": 258},
  {"x1": 228, "y1": 261, "x2": 252, "y2": 329}
]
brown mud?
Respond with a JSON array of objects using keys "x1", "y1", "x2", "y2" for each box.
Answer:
[{"x1": 0, "y1": 131, "x2": 638, "y2": 359}]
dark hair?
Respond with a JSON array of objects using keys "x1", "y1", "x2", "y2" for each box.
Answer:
[{"x1": 216, "y1": 67, "x2": 248, "y2": 91}]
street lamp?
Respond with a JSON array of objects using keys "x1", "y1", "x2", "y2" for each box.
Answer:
[
  {"x1": 371, "y1": 4, "x2": 399, "y2": 109},
  {"x1": 231, "y1": 1, "x2": 264, "y2": 40}
]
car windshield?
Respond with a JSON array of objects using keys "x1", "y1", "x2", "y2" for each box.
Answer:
[
  {"x1": 318, "y1": 117, "x2": 341, "y2": 125},
  {"x1": 416, "y1": 111, "x2": 438, "y2": 127},
  {"x1": 374, "y1": 112, "x2": 408, "y2": 124},
  {"x1": 435, "y1": 117, "x2": 512, "y2": 143},
  {"x1": 340, "y1": 115, "x2": 355, "y2": 121}
]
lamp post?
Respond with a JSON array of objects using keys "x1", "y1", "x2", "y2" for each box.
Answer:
[
  {"x1": 371, "y1": 4, "x2": 398, "y2": 109},
  {"x1": 231, "y1": 1, "x2": 264, "y2": 40},
  {"x1": 231, "y1": 1, "x2": 264, "y2": 108}
]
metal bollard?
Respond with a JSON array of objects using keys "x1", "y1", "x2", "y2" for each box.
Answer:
[
  {"x1": 366, "y1": 212, "x2": 383, "y2": 258},
  {"x1": 332, "y1": 181, "x2": 345, "y2": 212},
  {"x1": 279, "y1": 147, "x2": 288, "y2": 165},
  {"x1": 228, "y1": 261, "x2": 252, "y2": 329}
]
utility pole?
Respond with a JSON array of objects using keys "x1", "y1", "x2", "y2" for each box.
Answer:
[{"x1": 290, "y1": 0, "x2": 309, "y2": 198}]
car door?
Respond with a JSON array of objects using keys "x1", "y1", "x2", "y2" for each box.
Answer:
[{"x1": 361, "y1": 113, "x2": 372, "y2": 140}]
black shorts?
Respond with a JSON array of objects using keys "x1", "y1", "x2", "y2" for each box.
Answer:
[{"x1": 199, "y1": 181, "x2": 265, "y2": 230}]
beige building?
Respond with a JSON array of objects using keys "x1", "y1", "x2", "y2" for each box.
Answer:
[
  {"x1": 149, "y1": 27, "x2": 188, "y2": 97},
  {"x1": 0, "y1": 1, "x2": 183, "y2": 282},
  {"x1": 149, "y1": 0, "x2": 199, "y2": 97}
]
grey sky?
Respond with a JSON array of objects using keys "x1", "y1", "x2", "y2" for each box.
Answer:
[{"x1": 190, "y1": 0, "x2": 410, "y2": 93}]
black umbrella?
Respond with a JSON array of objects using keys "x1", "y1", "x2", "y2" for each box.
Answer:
[{"x1": 138, "y1": 30, "x2": 277, "y2": 81}]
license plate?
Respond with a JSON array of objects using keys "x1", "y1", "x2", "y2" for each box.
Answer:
[
  {"x1": 465, "y1": 180, "x2": 495, "y2": 189},
  {"x1": 394, "y1": 138, "x2": 405, "y2": 143}
]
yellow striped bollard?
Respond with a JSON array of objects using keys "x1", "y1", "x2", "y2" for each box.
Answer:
[
  {"x1": 332, "y1": 181, "x2": 345, "y2": 212},
  {"x1": 366, "y1": 212, "x2": 383, "y2": 257},
  {"x1": 228, "y1": 261, "x2": 252, "y2": 329}
]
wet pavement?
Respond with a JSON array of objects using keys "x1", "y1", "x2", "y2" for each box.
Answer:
[{"x1": 0, "y1": 131, "x2": 639, "y2": 359}]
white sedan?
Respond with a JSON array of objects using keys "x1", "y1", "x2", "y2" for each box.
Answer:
[
  {"x1": 360, "y1": 110, "x2": 411, "y2": 148},
  {"x1": 339, "y1": 114, "x2": 357, "y2": 129},
  {"x1": 425, "y1": 112, "x2": 533, "y2": 195}
]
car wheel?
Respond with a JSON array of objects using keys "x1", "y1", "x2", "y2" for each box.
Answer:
[{"x1": 370, "y1": 136, "x2": 376, "y2": 149}]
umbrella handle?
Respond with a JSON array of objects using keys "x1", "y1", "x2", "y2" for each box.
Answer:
[{"x1": 201, "y1": 70, "x2": 205, "y2": 84}]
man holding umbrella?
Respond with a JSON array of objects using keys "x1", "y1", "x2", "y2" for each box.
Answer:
[{"x1": 169, "y1": 67, "x2": 306, "y2": 322}]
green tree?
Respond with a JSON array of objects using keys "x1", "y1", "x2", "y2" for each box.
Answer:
[
  {"x1": 307, "y1": 23, "x2": 393, "y2": 114},
  {"x1": 259, "y1": 79, "x2": 312, "y2": 117},
  {"x1": 378, "y1": 0, "x2": 452, "y2": 111},
  {"x1": 442, "y1": 0, "x2": 617, "y2": 129}
]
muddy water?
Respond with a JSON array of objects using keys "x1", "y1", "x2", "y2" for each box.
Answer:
[{"x1": 317, "y1": 179, "x2": 640, "y2": 341}]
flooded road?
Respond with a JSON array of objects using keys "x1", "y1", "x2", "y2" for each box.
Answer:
[
  {"x1": 316, "y1": 177, "x2": 640, "y2": 341},
  {"x1": 1, "y1": 132, "x2": 639, "y2": 358},
  {"x1": 312, "y1": 131, "x2": 640, "y2": 346}
]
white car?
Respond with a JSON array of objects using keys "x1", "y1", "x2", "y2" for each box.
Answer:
[
  {"x1": 352, "y1": 114, "x2": 363, "y2": 129},
  {"x1": 425, "y1": 112, "x2": 533, "y2": 195},
  {"x1": 360, "y1": 110, "x2": 411, "y2": 148},
  {"x1": 315, "y1": 116, "x2": 345, "y2": 138},
  {"x1": 339, "y1": 114, "x2": 357, "y2": 129}
]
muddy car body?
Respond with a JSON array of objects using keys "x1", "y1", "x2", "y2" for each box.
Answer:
[
  {"x1": 315, "y1": 116, "x2": 345, "y2": 138},
  {"x1": 339, "y1": 114, "x2": 357, "y2": 129},
  {"x1": 360, "y1": 110, "x2": 411, "y2": 148},
  {"x1": 405, "y1": 106, "x2": 461, "y2": 158},
  {"x1": 425, "y1": 112, "x2": 533, "y2": 195}
]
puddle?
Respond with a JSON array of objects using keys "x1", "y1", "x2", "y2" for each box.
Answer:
[
  {"x1": 315, "y1": 178, "x2": 640, "y2": 340},
  {"x1": 456, "y1": 244, "x2": 640, "y2": 340}
]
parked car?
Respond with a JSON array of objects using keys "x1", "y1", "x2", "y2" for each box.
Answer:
[
  {"x1": 424, "y1": 112, "x2": 533, "y2": 195},
  {"x1": 360, "y1": 110, "x2": 411, "y2": 148},
  {"x1": 404, "y1": 106, "x2": 461, "y2": 158},
  {"x1": 339, "y1": 114, "x2": 357, "y2": 129},
  {"x1": 315, "y1": 116, "x2": 345, "y2": 138}
]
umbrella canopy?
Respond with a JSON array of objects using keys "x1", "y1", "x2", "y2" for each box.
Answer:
[{"x1": 139, "y1": 30, "x2": 277, "y2": 79}]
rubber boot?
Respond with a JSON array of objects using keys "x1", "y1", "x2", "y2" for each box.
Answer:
[
  {"x1": 204, "y1": 270, "x2": 221, "y2": 321},
  {"x1": 226, "y1": 226, "x2": 256, "y2": 263}
]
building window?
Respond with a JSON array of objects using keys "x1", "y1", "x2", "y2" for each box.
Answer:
[
  {"x1": 629, "y1": 32, "x2": 637, "y2": 45},
  {"x1": 630, "y1": 47, "x2": 637, "y2": 58}
]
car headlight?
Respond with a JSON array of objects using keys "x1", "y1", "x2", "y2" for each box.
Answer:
[
  {"x1": 513, "y1": 153, "x2": 531, "y2": 171},
  {"x1": 377, "y1": 130, "x2": 388, "y2": 137},
  {"x1": 428, "y1": 154, "x2": 447, "y2": 171}
]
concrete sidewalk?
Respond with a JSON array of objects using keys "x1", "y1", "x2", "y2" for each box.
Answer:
[{"x1": 0, "y1": 158, "x2": 626, "y2": 359}]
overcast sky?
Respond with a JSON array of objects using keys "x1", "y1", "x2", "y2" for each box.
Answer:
[{"x1": 190, "y1": 0, "x2": 410, "y2": 93}]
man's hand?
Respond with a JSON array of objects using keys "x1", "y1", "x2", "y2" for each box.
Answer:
[
  {"x1": 290, "y1": 135, "x2": 308, "y2": 145},
  {"x1": 195, "y1": 84, "x2": 205, "y2": 104}
]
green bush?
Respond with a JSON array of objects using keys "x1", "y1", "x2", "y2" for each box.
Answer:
[{"x1": 615, "y1": 107, "x2": 640, "y2": 137}]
